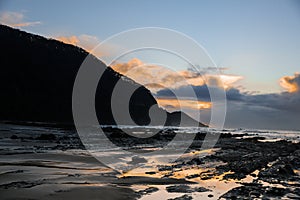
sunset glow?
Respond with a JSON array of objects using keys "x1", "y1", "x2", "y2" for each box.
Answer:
[{"x1": 156, "y1": 98, "x2": 212, "y2": 111}]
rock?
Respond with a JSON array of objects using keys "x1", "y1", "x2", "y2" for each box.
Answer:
[
  {"x1": 166, "y1": 185, "x2": 210, "y2": 194},
  {"x1": 36, "y1": 133, "x2": 56, "y2": 140},
  {"x1": 186, "y1": 158, "x2": 204, "y2": 165},
  {"x1": 137, "y1": 187, "x2": 159, "y2": 196},
  {"x1": 168, "y1": 194, "x2": 193, "y2": 200},
  {"x1": 128, "y1": 156, "x2": 147, "y2": 165},
  {"x1": 265, "y1": 187, "x2": 289, "y2": 197},
  {"x1": 145, "y1": 171, "x2": 156, "y2": 175},
  {"x1": 158, "y1": 165, "x2": 173, "y2": 172},
  {"x1": 220, "y1": 185, "x2": 291, "y2": 199},
  {"x1": 186, "y1": 174, "x2": 200, "y2": 179},
  {"x1": 259, "y1": 162, "x2": 296, "y2": 180},
  {"x1": 166, "y1": 185, "x2": 192, "y2": 193},
  {"x1": 195, "y1": 187, "x2": 211, "y2": 192},
  {"x1": 0, "y1": 181, "x2": 42, "y2": 189},
  {"x1": 10, "y1": 135, "x2": 18, "y2": 139}
]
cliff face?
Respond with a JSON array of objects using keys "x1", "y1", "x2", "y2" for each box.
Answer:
[{"x1": 0, "y1": 25, "x2": 207, "y2": 127}]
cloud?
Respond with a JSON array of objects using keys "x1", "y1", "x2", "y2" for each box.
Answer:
[
  {"x1": 156, "y1": 98, "x2": 211, "y2": 112},
  {"x1": 112, "y1": 58, "x2": 143, "y2": 74},
  {"x1": 156, "y1": 85, "x2": 211, "y2": 102},
  {"x1": 224, "y1": 101, "x2": 300, "y2": 130},
  {"x1": 111, "y1": 58, "x2": 245, "y2": 122},
  {"x1": 56, "y1": 36, "x2": 79, "y2": 46},
  {"x1": 111, "y1": 58, "x2": 243, "y2": 92},
  {"x1": 157, "y1": 78, "x2": 300, "y2": 112},
  {"x1": 279, "y1": 72, "x2": 300, "y2": 93},
  {"x1": 56, "y1": 34, "x2": 105, "y2": 57},
  {"x1": 112, "y1": 59, "x2": 300, "y2": 129},
  {"x1": 222, "y1": 86, "x2": 300, "y2": 130},
  {"x1": 227, "y1": 73, "x2": 300, "y2": 113},
  {"x1": 56, "y1": 34, "x2": 117, "y2": 58},
  {"x1": 155, "y1": 72, "x2": 300, "y2": 129},
  {"x1": 0, "y1": 11, "x2": 41, "y2": 27},
  {"x1": 112, "y1": 59, "x2": 197, "y2": 92}
]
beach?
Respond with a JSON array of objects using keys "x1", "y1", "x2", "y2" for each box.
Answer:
[{"x1": 0, "y1": 122, "x2": 299, "y2": 200}]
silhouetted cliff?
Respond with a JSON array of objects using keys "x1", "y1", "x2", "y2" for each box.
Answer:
[{"x1": 0, "y1": 25, "x2": 207, "y2": 127}]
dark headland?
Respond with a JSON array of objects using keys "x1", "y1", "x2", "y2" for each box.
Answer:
[{"x1": 0, "y1": 24, "x2": 206, "y2": 127}]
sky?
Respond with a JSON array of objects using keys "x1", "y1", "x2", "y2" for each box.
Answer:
[{"x1": 0, "y1": 0, "x2": 299, "y2": 130}]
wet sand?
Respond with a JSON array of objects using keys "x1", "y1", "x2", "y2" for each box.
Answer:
[{"x1": 0, "y1": 122, "x2": 299, "y2": 199}]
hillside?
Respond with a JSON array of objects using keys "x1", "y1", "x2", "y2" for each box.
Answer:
[{"x1": 0, "y1": 25, "x2": 207, "y2": 127}]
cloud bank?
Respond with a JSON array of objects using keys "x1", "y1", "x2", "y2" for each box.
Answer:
[
  {"x1": 112, "y1": 58, "x2": 242, "y2": 92},
  {"x1": 158, "y1": 73, "x2": 300, "y2": 129},
  {"x1": 112, "y1": 58, "x2": 300, "y2": 130}
]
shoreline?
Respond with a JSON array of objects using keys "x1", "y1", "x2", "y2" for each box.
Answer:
[{"x1": 0, "y1": 123, "x2": 299, "y2": 199}]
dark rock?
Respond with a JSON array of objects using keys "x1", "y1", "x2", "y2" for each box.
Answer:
[
  {"x1": 259, "y1": 161, "x2": 296, "y2": 181},
  {"x1": 243, "y1": 136, "x2": 266, "y2": 141},
  {"x1": 158, "y1": 165, "x2": 173, "y2": 172},
  {"x1": 166, "y1": 185, "x2": 193, "y2": 193},
  {"x1": 277, "y1": 164, "x2": 295, "y2": 176},
  {"x1": 168, "y1": 194, "x2": 193, "y2": 200},
  {"x1": 36, "y1": 133, "x2": 56, "y2": 140},
  {"x1": 220, "y1": 185, "x2": 291, "y2": 199},
  {"x1": 137, "y1": 187, "x2": 159, "y2": 196},
  {"x1": 265, "y1": 187, "x2": 289, "y2": 197},
  {"x1": 200, "y1": 174, "x2": 214, "y2": 180},
  {"x1": 166, "y1": 185, "x2": 210, "y2": 194},
  {"x1": 186, "y1": 158, "x2": 204, "y2": 165},
  {"x1": 10, "y1": 135, "x2": 18, "y2": 139},
  {"x1": 186, "y1": 174, "x2": 200, "y2": 179},
  {"x1": 223, "y1": 172, "x2": 247, "y2": 180},
  {"x1": 0, "y1": 181, "x2": 42, "y2": 189},
  {"x1": 68, "y1": 174, "x2": 81, "y2": 177},
  {"x1": 195, "y1": 187, "x2": 211, "y2": 192},
  {"x1": 145, "y1": 171, "x2": 156, "y2": 175},
  {"x1": 128, "y1": 156, "x2": 147, "y2": 165},
  {"x1": 211, "y1": 138, "x2": 300, "y2": 180}
]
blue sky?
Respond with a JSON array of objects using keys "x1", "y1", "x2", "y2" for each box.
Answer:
[{"x1": 1, "y1": 0, "x2": 300, "y2": 129}]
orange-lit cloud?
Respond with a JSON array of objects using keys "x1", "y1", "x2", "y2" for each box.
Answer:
[
  {"x1": 156, "y1": 98, "x2": 212, "y2": 111},
  {"x1": 111, "y1": 58, "x2": 243, "y2": 92},
  {"x1": 279, "y1": 72, "x2": 300, "y2": 93},
  {"x1": 219, "y1": 74, "x2": 243, "y2": 89},
  {"x1": 56, "y1": 34, "x2": 108, "y2": 57},
  {"x1": 112, "y1": 58, "x2": 143, "y2": 74},
  {"x1": 56, "y1": 36, "x2": 79, "y2": 46},
  {"x1": 0, "y1": 11, "x2": 41, "y2": 27},
  {"x1": 113, "y1": 59, "x2": 195, "y2": 92}
]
